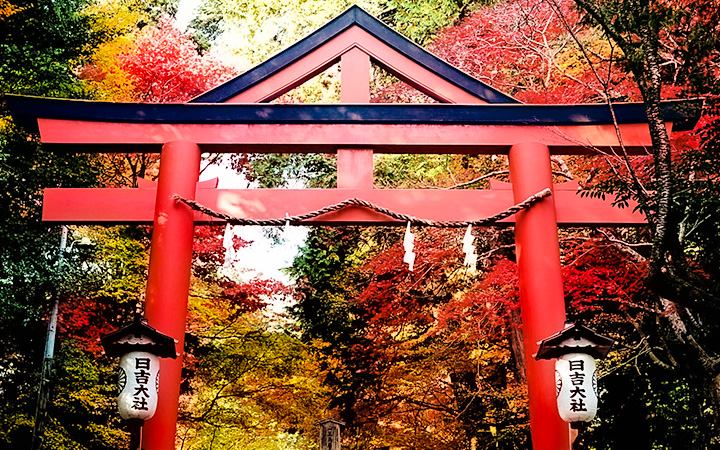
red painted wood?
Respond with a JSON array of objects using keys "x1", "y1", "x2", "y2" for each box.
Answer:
[
  {"x1": 224, "y1": 41, "x2": 344, "y2": 103},
  {"x1": 342, "y1": 26, "x2": 488, "y2": 104},
  {"x1": 41, "y1": 185, "x2": 645, "y2": 225},
  {"x1": 338, "y1": 48, "x2": 375, "y2": 189},
  {"x1": 509, "y1": 142, "x2": 570, "y2": 450},
  {"x1": 338, "y1": 27, "x2": 488, "y2": 103},
  {"x1": 341, "y1": 47, "x2": 370, "y2": 103},
  {"x1": 337, "y1": 149, "x2": 374, "y2": 189},
  {"x1": 35, "y1": 119, "x2": 661, "y2": 155},
  {"x1": 142, "y1": 141, "x2": 201, "y2": 450}
]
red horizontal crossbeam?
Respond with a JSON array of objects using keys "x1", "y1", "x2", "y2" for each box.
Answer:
[
  {"x1": 35, "y1": 120, "x2": 660, "y2": 155},
  {"x1": 42, "y1": 182, "x2": 645, "y2": 226}
]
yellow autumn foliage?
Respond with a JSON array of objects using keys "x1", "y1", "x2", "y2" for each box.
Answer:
[{"x1": 80, "y1": 0, "x2": 155, "y2": 100}]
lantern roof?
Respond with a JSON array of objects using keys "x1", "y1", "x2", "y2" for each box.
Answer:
[
  {"x1": 101, "y1": 315, "x2": 177, "y2": 359},
  {"x1": 535, "y1": 322, "x2": 613, "y2": 360}
]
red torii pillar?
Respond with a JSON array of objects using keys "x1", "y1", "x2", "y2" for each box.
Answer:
[
  {"x1": 143, "y1": 141, "x2": 201, "y2": 449},
  {"x1": 510, "y1": 142, "x2": 569, "y2": 450}
]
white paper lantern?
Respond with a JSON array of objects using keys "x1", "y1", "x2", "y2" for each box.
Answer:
[
  {"x1": 555, "y1": 352, "x2": 597, "y2": 423},
  {"x1": 117, "y1": 351, "x2": 160, "y2": 420}
]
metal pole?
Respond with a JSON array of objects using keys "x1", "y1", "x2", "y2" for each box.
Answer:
[
  {"x1": 128, "y1": 419, "x2": 144, "y2": 450},
  {"x1": 31, "y1": 225, "x2": 68, "y2": 450}
]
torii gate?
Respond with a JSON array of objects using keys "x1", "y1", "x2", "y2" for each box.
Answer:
[{"x1": 7, "y1": 6, "x2": 699, "y2": 450}]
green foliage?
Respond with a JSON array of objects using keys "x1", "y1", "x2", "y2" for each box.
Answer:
[
  {"x1": 0, "y1": 0, "x2": 102, "y2": 97},
  {"x1": 379, "y1": 0, "x2": 478, "y2": 44},
  {"x1": 673, "y1": 110, "x2": 720, "y2": 283},
  {"x1": 0, "y1": 1, "x2": 148, "y2": 448},
  {"x1": 0, "y1": 0, "x2": 107, "y2": 359},
  {"x1": 241, "y1": 153, "x2": 337, "y2": 189},
  {"x1": 186, "y1": 0, "x2": 493, "y2": 67},
  {"x1": 374, "y1": 154, "x2": 506, "y2": 189},
  {"x1": 1, "y1": 340, "x2": 127, "y2": 450},
  {"x1": 0, "y1": 410, "x2": 33, "y2": 449},
  {"x1": 585, "y1": 364, "x2": 710, "y2": 449},
  {"x1": 82, "y1": 226, "x2": 150, "y2": 307},
  {"x1": 288, "y1": 227, "x2": 364, "y2": 343},
  {"x1": 0, "y1": 124, "x2": 106, "y2": 442},
  {"x1": 179, "y1": 306, "x2": 329, "y2": 449},
  {"x1": 44, "y1": 340, "x2": 125, "y2": 450}
]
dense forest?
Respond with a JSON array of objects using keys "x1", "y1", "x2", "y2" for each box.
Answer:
[{"x1": 1, "y1": 0, "x2": 719, "y2": 449}]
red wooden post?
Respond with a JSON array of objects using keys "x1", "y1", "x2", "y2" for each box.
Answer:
[
  {"x1": 337, "y1": 149, "x2": 373, "y2": 189},
  {"x1": 143, "y1": 141, "x2": 201, "y2": 450},
  {"x1": 340, "y1": 47, "x2": 370, "y2": 103},
  {"x1": 508, "y1": 142, "x2": 570, "y2": 450},
  {"x1": 338, "y1": 47, "x2": 374, "y2": 191}
]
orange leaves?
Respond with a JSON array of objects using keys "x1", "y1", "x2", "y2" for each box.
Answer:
[
  {"x1": 0, "y1": 0, "x2": 24, "y2": 19},
  {"x1": 190, "y1": 225, "x2": 287, "y2": 316},
  {"x1": 335, "y1": 228, "x2": 531, "y2": 448}
]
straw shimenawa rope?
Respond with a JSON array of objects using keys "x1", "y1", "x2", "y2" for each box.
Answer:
[{"x1": 173, "y1": 188, "x2": 552, "y2": 228}]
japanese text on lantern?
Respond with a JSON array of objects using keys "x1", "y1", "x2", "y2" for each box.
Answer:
[
  {"x1": 117, "y1": 351, "x2": 159, "y2": 420},
  {"x1": 132, "y1": 357, "x2": 151, "y2": 411},
  {"x1": 556, "y1": 353, "x2": 597, "y2": 423},
  {"x1": 568, "y1": 359, "x2": 587, "y2": 412}
]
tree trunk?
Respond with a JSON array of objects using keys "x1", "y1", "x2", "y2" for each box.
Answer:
[
  {"x1": 570, "y1": 0, "x2": 720, "y2": 442},
  {"x1": 636, "y1": 24, "x2": 675, "y2": 283},
  {"x1": 508, "y1": 307, "x2": 526, "y2": 384},
  {"x1": 710, "y1": 373, "x2": 720, "y2": 445}
]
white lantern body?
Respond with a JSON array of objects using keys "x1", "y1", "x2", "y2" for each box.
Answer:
[
  {"x1": 117, "y1": 351, "x2": 160, "y2": 420},
  {"x1": 555, "y1": 353, "x2": 598, "y2": 423}
]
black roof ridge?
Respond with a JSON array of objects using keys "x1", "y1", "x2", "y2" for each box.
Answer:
[{"x1": 5, "y1": 94, "x2": 703, "y2": 131}]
